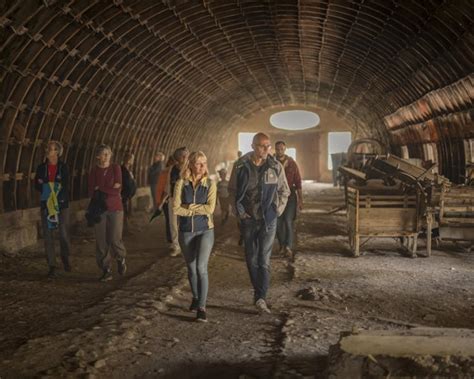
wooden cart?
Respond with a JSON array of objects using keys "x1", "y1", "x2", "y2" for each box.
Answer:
[
  {"x1": 346, "y1": 186, "x2": 425, "y2": 257},
  {"x1": 439, "y1": 186, "x2": 474, "y2": 252}
]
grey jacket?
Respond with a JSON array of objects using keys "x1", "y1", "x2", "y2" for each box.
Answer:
[{"x1": 228, "y1": 152, "x2": 290, "y2": 225}]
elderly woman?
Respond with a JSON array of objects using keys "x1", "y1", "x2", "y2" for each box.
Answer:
[
  {"x1": 88, "y1": 144, "x2": 127, "y2": 282},
  {"x1": 35, "y1": 141, "x2": 71, "y2": 278},
  {"x1": 173, "y1": 151, "x2": 217, "y2": 322}
]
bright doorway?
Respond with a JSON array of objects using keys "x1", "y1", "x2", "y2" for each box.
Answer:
[{"x1": 328, "y1": 132, "x2": 352, "y2": 169}]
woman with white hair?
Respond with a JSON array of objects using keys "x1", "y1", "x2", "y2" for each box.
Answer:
[
  {"x1": 35, "y1": 140, "x2": 71, "y2": 278},
  {"x1": 88, "y1": 144, "x2": 127, "y2": 282},
  {"x1": 173, "y1": 151, "x2": 217, "y2": 322}
]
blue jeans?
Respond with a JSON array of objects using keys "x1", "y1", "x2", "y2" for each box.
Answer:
[
  {"x1": 241, "y1": 218, "x2": 277, "y2": 301},
  {"x1": 179, "y1": 229, "x2": 214, "y2": 309},
  {"x1": 277, "y1": 191, "x2": 297, "y2": 248}
]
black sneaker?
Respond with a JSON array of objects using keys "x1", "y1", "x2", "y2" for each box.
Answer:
[
  {"x1": 99, "y1": 270, "x2": 113, "y2": 282},
  {"x1": 117, "y1": 259, "x2": 127, "y2": 276},
  {"x1": 189, "y1": 298, "x2": 199, "y2": 312},
  {"x1": 196, "y1": 309, "x2": 207, "y2": 323},
  {"x1": 63, "y1": 262, "x2": 72, "y2": 272},
  {"x1": 62, "y1": 257, "x2": 72, "y2": 272},
  {"x1": 47, "y1": 267, "x2": 57, "y2": 279}
]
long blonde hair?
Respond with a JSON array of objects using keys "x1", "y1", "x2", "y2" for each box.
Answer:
[{"x1": 181, "y1": 151, "x2": 208, "y2": 181}]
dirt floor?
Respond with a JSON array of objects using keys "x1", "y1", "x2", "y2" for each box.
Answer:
[{"x1": 0, "y1": 183, "x2": 473, "y2": 378}]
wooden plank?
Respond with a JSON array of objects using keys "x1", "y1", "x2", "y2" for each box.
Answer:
[
  {"x1": 447, "y1": 187, "x2": 474, "y2": 194},
  {"x1": 444, "y1": 206, "x2": 474, "y2": 212},
  {"x1": 359, "y1": 208, "x2": 417, "y2": 232},
  {"x1": 358, "y1": 232, "x2": 417, "y2": 237},
  {"x1": 443, "y1": 201, "x2": 474, "y2": 207},
  {"x1": 441, "y1": 218, "x2": 474, "y2": 224},
  {"x1": 359, "y1": 195, "x2": 416, "y2": 200},
  {"x1": 444, "y1": 193, "x2": 474, "y2": 199},
  {"x1": 355, "y1": 189, "x2": 359, "y2": 234},
  {"x1": 359, "y1": 201, "x2": 416, "y2": 207}
]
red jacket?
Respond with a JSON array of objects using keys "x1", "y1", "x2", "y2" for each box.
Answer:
[
  {"x1": 88, "y1": 164, "x2": 123, "y2": 212},
  {"x1": 279, "y1": 156, "x2": 302, "y2": 191}
]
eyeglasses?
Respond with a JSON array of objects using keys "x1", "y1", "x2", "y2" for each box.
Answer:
[{"x1": 255, "y1": 144, "x2": 272, "y2": 149}]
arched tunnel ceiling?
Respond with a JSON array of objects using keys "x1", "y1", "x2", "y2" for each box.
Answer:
[{"x1": 0, "y1": 0, "x2": 473, "y2": 211}]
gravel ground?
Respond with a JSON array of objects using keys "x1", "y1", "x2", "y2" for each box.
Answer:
[{"x1": 0, "y1": 183, "x2": 473, "y2": 378}]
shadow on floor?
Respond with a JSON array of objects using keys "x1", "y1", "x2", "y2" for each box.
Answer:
[{"x1": 152, "y1": 353, "x2": 328, "y2": 379}]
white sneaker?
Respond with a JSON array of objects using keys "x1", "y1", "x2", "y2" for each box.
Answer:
[
  {"x1": 255, "y1": 298, "x2": 271, "y2": 314},
  {"x1": 170, "y1": 246, "x2": 181, "y2": 257}
]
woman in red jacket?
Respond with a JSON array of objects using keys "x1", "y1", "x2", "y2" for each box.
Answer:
[{"x1": 88, "y1": 144, "x2": 127, "y2": 282}]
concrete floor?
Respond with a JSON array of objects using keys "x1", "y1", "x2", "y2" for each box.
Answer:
[{"x1": 0, "y1": 183, "x2": 473, "y2": 378}]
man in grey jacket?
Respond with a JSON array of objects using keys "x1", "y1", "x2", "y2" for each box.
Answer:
[{"x1": 229, "y1": 132, "x2": 290, "y2": 314}]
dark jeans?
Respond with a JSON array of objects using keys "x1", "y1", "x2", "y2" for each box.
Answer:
[
  {"x1": 241, "y1": 218, "x2": 277, "y2": 301},
  {"x1": 122, "y1": 198, "x2": 131, "y2": 231},
  {"x1": 40, "y1": 208, "x2": 71, "y2": 268},
  {"x1": 179, "y1": 229, "x2": 214, "y2": 309},
  {"x1": 150, "y1": 184, "x2": 157, "y2": 210},
  {"x1": 276, "y1": 191, "x2": 297, "y2": 248}
]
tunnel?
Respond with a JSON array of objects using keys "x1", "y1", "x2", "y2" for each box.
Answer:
[{"x1": 0, "y1": 1, "x2": 473, "y2": 377}]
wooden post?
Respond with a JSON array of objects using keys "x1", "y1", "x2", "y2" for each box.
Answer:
[{"x1": 426, "y1": 210, "x2": 433, "y2": 257}]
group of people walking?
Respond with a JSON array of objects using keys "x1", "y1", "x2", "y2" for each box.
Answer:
[
  {"x1": 37, "y1": 143, "x2": 134, "y2": 281},
  {"x1": 36, "y1": 132, "x2": 303, "y2": 323}
]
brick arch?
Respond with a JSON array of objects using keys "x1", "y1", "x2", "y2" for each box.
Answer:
[{"x1": 0, "y1": 0, "x2": 472, "y2": 211}]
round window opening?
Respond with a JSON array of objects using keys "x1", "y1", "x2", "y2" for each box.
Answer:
[{"x1": 270, "y1": 110, "x2": 320, "y2": 131}]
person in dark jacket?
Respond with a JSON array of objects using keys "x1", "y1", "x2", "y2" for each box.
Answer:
[
  {"x1": 35, "y1": 140, "x2": 71, "y2": 278},
  {"x1": 121, "y1": 152, "x2": 137, "y2": 233},
  {"x1": 173, "y1": 151, "x2": 217, "y2": 322},
  {"x1": 229, "y1": 133, "x2": 290, "y2": 314}
]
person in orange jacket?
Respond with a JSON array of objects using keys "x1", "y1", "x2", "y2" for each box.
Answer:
[{"x1": 154, "y1": 156, "x2": 175, "y2": 244}]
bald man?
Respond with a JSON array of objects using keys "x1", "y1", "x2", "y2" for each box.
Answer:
[{"x1": 229, "y1": 132, "x2": 290, "y2": 314}]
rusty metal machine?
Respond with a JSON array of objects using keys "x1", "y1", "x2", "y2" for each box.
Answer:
[{"x1": 339, "y1": 153, "x2": 450, "y2": 258}]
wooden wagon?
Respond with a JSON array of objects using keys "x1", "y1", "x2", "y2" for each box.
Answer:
[
  {"x1": 439, "y1": 186, "x2": 474, "y2": 252},
  {"x1": 346, "y1": 185, "x2": 425, "y2": 257}
]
